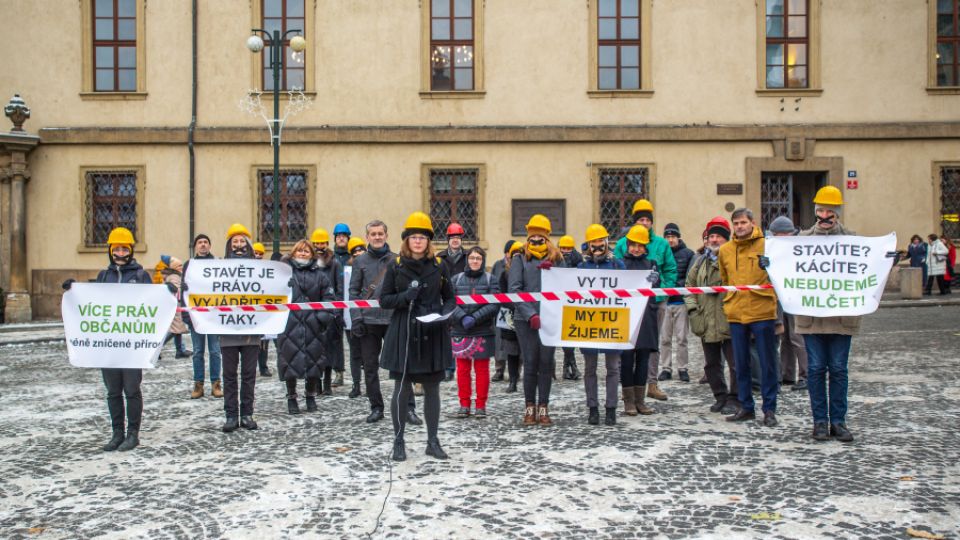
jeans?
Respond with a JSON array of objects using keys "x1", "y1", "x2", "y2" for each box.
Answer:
[
  {"x1": 730, "y1": 320, "x2": 779, "y2": 414},
  {"x1": 190, "y1": 329, "x2": 222, "y2": 383},
  {"x1": 803, "y1": 334, "x2": 852, "y2": 424},
  {"x1": 583, "y1": 351, "x2": 621, "y2": 408},
  {"x1": 221, "y1": 345, "x2": 258, "y2": 418},
  {"x1": 659, "y1": 303, "x2": 689, "y2": 372},
  {"x1": 102, "y1": 368, "x2": 143, "y2": 433},
  {"x1": 515, "y1": 319, "x2": 555, "y2": 405}
]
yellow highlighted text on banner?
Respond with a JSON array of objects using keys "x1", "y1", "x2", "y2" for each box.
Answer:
[
  {"x1": 189, "y1": 294, "x2": 288, "y2": 307},
  {"x1": 561, "y1": 306, "x2": 630, "y2": 343}
]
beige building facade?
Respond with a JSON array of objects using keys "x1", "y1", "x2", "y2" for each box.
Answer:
[{"x1": 1, "y1": 0, "x2": 959, "y2": 320}]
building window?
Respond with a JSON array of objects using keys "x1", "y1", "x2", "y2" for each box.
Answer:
[
  {"x1": 765, "y1": 0, "x2": 808, "y2": 89},
  {"x1": 258, "y1": 169, "x2": 308, "y2": 243},
  {"x1": 941, "y1": 167, "x2": 960, "y2": 238},
  {"x1": 429, "y1": 169, "x2": 479, "y2": 241},
  {"x1": 430, "y1": 0, "x2": 475, "y2": 91},
  {"x1": 81, "y1": 0, "x2": 145, "y2": 96},
  {"x1": 597, "y1": 0, "x2": 641, "y2": 90},
  {"x1": 84, "y1": 170, "x2": 139, "y2": 246},
  {"x1": 598, "y1": 167, "x2": 649, "y2": 235},
  {"x1": 937, "y1": 0, "x2": 960, "y2": 86},
  {"x1": 261, "y1": 0, "x2": 306, "y2": 91}
]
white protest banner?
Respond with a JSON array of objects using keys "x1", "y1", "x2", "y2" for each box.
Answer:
[
  {"x1": 539, "y1": 268, "x2": 651, "y2": 349},
  {"x1": 343, "y1": 266, "x2": 353, "y2": 330},
  {"x1": 184, "y1": 259, "x2": 292, "y2": 335},
  {"x1": 765, "y1": 233, "x2": 897, "y2": 317},
  {"x1": 62, "y1": 283, "x2": 177, "y2": 369}
]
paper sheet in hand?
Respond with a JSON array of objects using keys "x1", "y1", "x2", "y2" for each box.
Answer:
[{"x1": 416, "y1": 311, "x2": 453, "y2": 323}]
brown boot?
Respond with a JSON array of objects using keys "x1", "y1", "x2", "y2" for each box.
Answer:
[
  {"x1": 647, "y1": 382, "x2": 668, "y2": 401},
  {"x1": 537, "y1": 405, "x2": 553, "y2": 426},
  {"x1": 211, "y1": 380, "x2": 224, "y2": 398},
  {"x1": 637, "y1": 390, "x2": 656, "y2": 415},
  {"x1": 523, "y1": 403, "x2": 537, "y2": 426},
  {"x1": 622, "y1": 386, "x2": 638, "y2": 416},
  {"x1": 190, "y1": 381, "x2": 204, "y2": 399}
]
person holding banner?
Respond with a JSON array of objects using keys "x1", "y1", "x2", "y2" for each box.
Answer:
[
  {"x1": 277, "y1": 240, "x2": 337, "y2": 415},
  {"x1": 510, "y1": 214, "x2": 566, "y2": 426},
  {"x1": 619, "y1": 225, "x2": 660, "y2": 417},
  {"x1": 558, "y1": 235, "x2": 583, "y2": 382},
  {"x1": 63, "y1": 227, "x2": 153, "y2": 451},
  {"x1": 719, "y1": 209, "x2": 779, "y2": 427},
  {"x1": 450, "y1": 246, "x2": 500, "y2": 418},
  {"x1": 498, "y1": 241, "x2": 525, "y2": 394},
  {"x1": 379, "y1": 212, "x2": 456, "y2": 461},
  {"x1": 576, "y1": 224, "x2": 626, "y2": 425},
  {"x1": 684, "y1": 217, "x2": 740, "y2": 415},
  {"x1": 312, "y1": 228, "x2": 345, "y2": 393},
  {"x1": 219, "y1": 224, "x2": 263, "y2": 432}
]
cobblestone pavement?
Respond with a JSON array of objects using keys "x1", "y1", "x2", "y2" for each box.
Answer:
[{"x1": 0, "y1": 307, "x2": 958, "y2": 539}]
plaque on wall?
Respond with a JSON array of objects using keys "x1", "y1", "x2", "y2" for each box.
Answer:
[
  {"x1": 512, "y1": 199, "x2": 566, "y2": 236},
  {"x1": 716, "y1": 183, "x2": 743, "y2": 195}
]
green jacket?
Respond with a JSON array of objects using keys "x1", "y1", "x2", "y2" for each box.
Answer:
[
  {"x1": 614, "y1": 232, "x2": 677, "y2": 302},
  {"x1": 683, "y1": 252, "x2": 730, "y2": 343}
]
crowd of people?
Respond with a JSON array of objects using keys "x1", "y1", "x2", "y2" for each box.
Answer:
[
  {"x1": 906, "y1": 233, "x2": 956, "y2": 295},
  {"x1": 65, "y1": 185, "x2": 905, "y2": 458}
]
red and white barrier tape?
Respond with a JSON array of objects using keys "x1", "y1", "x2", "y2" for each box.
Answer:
[{"x1": 177, "y1": 285, "x2": 773, "y2": 313}]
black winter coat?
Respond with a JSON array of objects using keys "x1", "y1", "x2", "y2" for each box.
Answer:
[
  {"x1": 623, "y1": 254, "x2": 660, "y2": 350},
  {"x1": 379, "y1": 256, "x2": 456, "y2": 381},
  {"x1": 669, "y1": 240, "x2": 695, "y2": 305},
  {"x1": 96, "y1": 259, "x2": 153, "y2": 285},
  {"x1": 276, "y1": 260, "x2": 336, "y2": 380},
  {"x1": 438, "y1": 248, "x2": 467, "y2": 277},
  {"x1": 450, "y1": 271, "x2": 500, "y2": 338}
]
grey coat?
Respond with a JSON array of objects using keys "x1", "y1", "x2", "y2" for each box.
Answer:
[
  {"x1": 507, "y1": 253, "x2": 565, "y2": 322},
  {"x1": 348, "y1": 246, "x2": 396, "y2": 327}
]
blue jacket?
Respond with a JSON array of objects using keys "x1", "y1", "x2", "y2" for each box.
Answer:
[{"x1": 908, "y1": 242, "x2": 927, "y2": 267}]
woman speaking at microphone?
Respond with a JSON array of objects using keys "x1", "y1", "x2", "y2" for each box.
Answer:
[{"x1": 378, "y1": 212, "x2": 456, "y2": 461}]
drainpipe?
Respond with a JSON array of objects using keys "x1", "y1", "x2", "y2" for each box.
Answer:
[{"x1": 188, "y1": 0, "x2": 198, "y2": 251}]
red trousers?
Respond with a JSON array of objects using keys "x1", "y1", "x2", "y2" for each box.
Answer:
[{"x1": 456, "y1": 358, "x2": 490, "y2": 409}]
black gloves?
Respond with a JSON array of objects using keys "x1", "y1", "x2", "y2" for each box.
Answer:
[
  {"x1": 61, "y1": 279, "x2": 76, "y2": 291},
  {"x1": 758, "y1": 256, "x2": 770, "y2": 269},
  {"x1": 166, "y1": 282, "x2": 178, "y2": 294},
  {"x1": 405, "y1": 285, "x2": 421, "y2": 303},
  {"x1": 885, "y1": 251, "x2": 901, "y2": 265},
  {"x1": 351, "y1": 321, "x2": 367, "y2": 338}
]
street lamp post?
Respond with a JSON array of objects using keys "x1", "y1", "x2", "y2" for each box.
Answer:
[{"x1": 246, "y1": 30, "x2": 307, "y2": 257}]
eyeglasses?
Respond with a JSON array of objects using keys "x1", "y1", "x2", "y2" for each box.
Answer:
[{"x1": 408, "y1": 235, "x2": 429, "y2": 242}]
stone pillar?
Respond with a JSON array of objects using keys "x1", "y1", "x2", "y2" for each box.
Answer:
[
  {"x1": 2, "y1": 94, "x2": 39, "y2": 322},
  {"x1": 899, "y1": 267, "x2": 923, "y2": 300}
]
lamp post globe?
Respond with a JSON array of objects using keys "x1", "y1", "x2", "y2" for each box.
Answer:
[
  {"x1": 246, "y1": 35, "x2": 264, "y2": 53},
  {"x1": 290, "y1": 35, "x2": 307, "y2": 52}
]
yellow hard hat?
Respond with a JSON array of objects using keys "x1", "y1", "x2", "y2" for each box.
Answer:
[
  {"x1": 631, "y1": 199, "x2": 654, "y2": 215},
  {"x1": 310, "y1": 228, "x2": 330, "y2": 244},
  {"x1": 347, "y1": 236, "x2": 366, "y2": 253},
  {"x1": 813, "y1": 185, "x2": 844, "y2": 206},
  {"x1": 225, "y1": 223, "x2": 251, "y2": 240},
  {"x1": 107, "y1": 227, "x2": 135, "y2": 246},
  {"x1": 558, "y1": 235, "x2": 576, "y2": 249},
  {"x1": 252, "y1": 242, "x2": 265, "y2": 254},
  {"x1": 584, "y1": 223, "x2": 610, "y2": 243},
  {"x1": 508, "y1": 240, "x2": 524, "y2": 256},
  {"x1": 402, "y1": 211, "x2": 435, "y2": 239},
  {"x1": 626, "y1": 224, "x2": 651, "y2": 245},
  {"x1": 525, "y1": 214, "x2": 552, "y2": 236}
]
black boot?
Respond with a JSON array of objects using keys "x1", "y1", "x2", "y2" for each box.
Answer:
[
  {"x1": 240, "y1": 416, "x2": 259, "y2": 430},
  {"x1": 322, "y1": 370, "x2": 333, "y2": 395},
  {"x1": 588, "y1": 407, "x2": 600, "y2": 425},
  {"x1": 407, "y1": 409, "x2": 423, "y2": 426},
  {"x1": 492, "y1": 367, "x2": 504, "y2": 382},
  {"x1": 604, "y1": 407, "x2": 616, "y2": 426},
  {"x1": 348, "y1": 382, "x2": 361, "y2": 399},
  {"x1": 506, "y1": 378, "x2": 518, "y2": 393},
  {"x1": 103, "y1": 430, "x2": 125, "y2": 452},
  {"x1": 392, "y1": 436, "x2": 407, "y2": 461},
  {"x1": 222, "y1": 416, "x2": 240, "y2": 432},
  {"x1": 366, "y1": 407, "x2": 384, "y2": 423},
  {"x1": 305, "y1": 396, "x2": 317, "y2": 412},
  {"x1": 117, "y1": 431, "x2": 139, "y2": 451},
  {"x1": 569, "y1": 358, "x2": 581, "y2": 381},
  {"x1": 425, "y1": 438, "x2": 449, "y2": 460},
  {"x1": 287, "y1": 397, "x2": 300, "y2": 415}
]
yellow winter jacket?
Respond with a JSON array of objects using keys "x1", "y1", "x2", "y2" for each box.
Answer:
[{"x1": 717, "y1": 226, "x2": 777, "y2": 324}]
